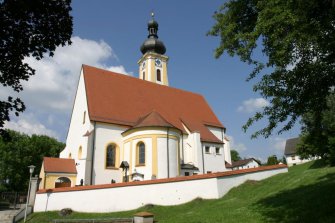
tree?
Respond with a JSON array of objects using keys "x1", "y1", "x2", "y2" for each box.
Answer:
[
  {"x1": 208, "y1": 0, "x2": 335, "y2": 138},
  {"x1": 0, "y1": 0, "x2": 72, "y2": 130},
  {"x1": 0, "y1": 130, "x2": 65, "y2": 191},
  {"x1": 267, "y1": 155, "x2": 279, "y2": 165},
  {"x1": 297, "y1": 92, "x2": 335, "y2": 165},
  {"x1": 281, "y1": 156, "x2": 287, "y2": 165},
  {"x1": 231, "y1": 149, "x2": 241, "y2": 162}
]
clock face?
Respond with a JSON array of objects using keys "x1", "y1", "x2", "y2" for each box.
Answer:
[
  {"x1": 155, "y1": 58, "x2": 162, "y2": 67},
  {"x1": 141, "y1": 61, "x2": 146, "y2": 70}
]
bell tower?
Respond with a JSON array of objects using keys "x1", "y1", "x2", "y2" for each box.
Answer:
[{"x1": 138, "y1": 13, "x2": 169, "y2": 86}]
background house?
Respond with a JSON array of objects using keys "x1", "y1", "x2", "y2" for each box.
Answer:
[
  {"x1": 226, "y1": 158, "x2": 260, "y2": 170},
  {"x1": 284, "y1": 137, "x2": 317, "y2": 167}
]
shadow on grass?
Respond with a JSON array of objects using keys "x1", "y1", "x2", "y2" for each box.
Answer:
[
  {"x1": 255, "y1": 173, "x2": 335, "y2": 223},
  {"x1": 309, "y1": 159, "x2": 328, "y2": 169}
]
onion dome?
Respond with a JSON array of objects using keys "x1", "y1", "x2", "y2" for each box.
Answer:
[{"x1": 140, "y1": 13, "x2": 166, "y2": 55}]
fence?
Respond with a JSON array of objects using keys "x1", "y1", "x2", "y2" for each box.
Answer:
[{"x1": 0, "y1": 192, "x2": 27, "y2": 209}]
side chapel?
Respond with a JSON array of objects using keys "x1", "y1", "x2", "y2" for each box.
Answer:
[{"x1": 39, "y1": 14, "x2": 232, "y2": 189}]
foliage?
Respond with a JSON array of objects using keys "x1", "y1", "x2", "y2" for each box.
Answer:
[
  {"x1": 267, "y1": 155, "x2": 279, "y2": 165},
  {"x1": 208, "y1": 0, "x2": 335, "y2": 138},
  {"x1": 298, "y1": 93, "x2": 335, "y2": 165},
  {"x1": 281, "y1": 156, "x2": 287, "y2": 165},
  {"x1": 0, "y1": 130, "x2": 65, "y2": 192},
  {"x1": 230, "y1": 149, "x2": 241, "y2": 162},
  {"x1": 23, "y1": 161, "x2": 335, "y2": 223},
  {"x1": 0, "y1": 0, "x2": 72, "y2": 130}
]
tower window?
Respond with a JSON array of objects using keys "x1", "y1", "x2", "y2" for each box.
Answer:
[
  {"x1": 143, "y1": 72, "x2": 145, "y2": 80},
  {"x1": 149, "y1": 28, "x2": 155, "y2": 35},
  {"x1": 156, "y1": 69, "x2": 161, "y2": 82},
  {"x1": 78, "y1": 146, "x2": 82, "y2": 159},
  {"x1": 83, "y1": 111, "x2": 86, "y2": 124}
]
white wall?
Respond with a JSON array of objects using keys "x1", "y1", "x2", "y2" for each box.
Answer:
[
  {"x1": 60, "y1": 69, "x2": 91, "y2": 185},
  {"x1": 223, "y1": 138, "x2": 232, "y2": 164},
  {"x1": 93, "y1": 123, "x2": 127, "y2": 184},
  {"x1": 202, "y1": 143, "x2": 226, "y2": 173},
  {"x1": 207, "y1": 126, "x2": 224, "y2": 142},
  {"x1": 285, "y1": 155, "x2": 316, "y2": 167},
  {"x1": 34, "y1": 166, "x2": 288, "y2": 213}
]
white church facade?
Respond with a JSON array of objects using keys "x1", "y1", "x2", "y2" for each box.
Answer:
[{"x1": 40, "y1": 15, "x2": 232, "y2": 188}]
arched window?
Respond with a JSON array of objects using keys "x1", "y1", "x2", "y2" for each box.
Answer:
[
  {"x1": 78, "y1": 146, "x2": 82, "y2": 159},
  {"x1": 106, "y1": 144, "x2": 117, "y2": 168},
  {"x1": 137, "y1": 142, "x2": 145, "y2": 166},
  {"x1": 156, "y1": 69, "x2": 161, "y2": 82},
  {"x1": 143, "y1": 71, "x2": 145, "y2": 80},
  {"x1": 55, "y1": 177, "x2": 71, "y2": 188}
]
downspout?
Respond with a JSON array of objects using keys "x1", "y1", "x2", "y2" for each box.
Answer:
[
  {"x1": 181, "y1": 132, "x2": 184, "y2": 163},
  {"x1": 90, "y1": 121, "x2": 96, "y2": 185},
  {"x1": 221, "y1": 128, "x2": 226, "y2": 168},
  {"x1": 201, "y1": 144, "x2": 205, "y2": 174},
  {"x1": 167, "y1": 127, "x2": 170, "y2": 178}
]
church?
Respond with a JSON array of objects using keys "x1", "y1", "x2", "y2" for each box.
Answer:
[{"x1": 39, "y1": 15, "x2": 232, "y2": 189}]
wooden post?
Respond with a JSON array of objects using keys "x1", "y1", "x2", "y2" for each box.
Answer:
[{"x1": 133, "y1": 212, "x2": 154, "y2": 223}]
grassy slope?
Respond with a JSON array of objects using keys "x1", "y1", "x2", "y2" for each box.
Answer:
[{"x1": 25, "y1": 160, "x2": 335, "y2": 223}]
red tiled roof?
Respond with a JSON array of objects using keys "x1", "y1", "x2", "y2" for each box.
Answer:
[
  {"x1": 43, "y1": 157, "x2": 77, "y2": 174},
  {"x1": 83, "y1": 65, "x2": 224, "y2": 143},
  {"x1": 37, "y1": 164, "x2": 287, "y2": 194}
]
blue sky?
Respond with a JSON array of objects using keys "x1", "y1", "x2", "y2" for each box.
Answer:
[{"x1": 3, "y1": 0, "x2": 300, "y2": 162}]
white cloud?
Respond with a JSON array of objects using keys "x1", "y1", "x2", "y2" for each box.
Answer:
[
  {"x1": 0, "y1": 36, "x2": 131, "y2": 141},
  {"x1": 16, "y1": 36, "x2": 132, "y2": 114},
  {"x1": 226, "y1": 135, "x2": 247, "y2": 153},
  {"x1": 106, "y1": 65, "x2": 133, "y2": 76},
  {"x1": 237, "y1": 98, "x2": 270, "y2": 113},
  {"x1": 4, "y1": 113, "x2": 58, "y2": 139},
  {"x1": 270, "y1": 137, "x2": 287, "y2": 151}
]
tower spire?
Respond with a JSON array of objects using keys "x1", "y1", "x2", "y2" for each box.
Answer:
[
  {"x1": 138, "y1": 13, "x2": 169, "y2": 86},
  {"x1": 140, "y1": 13, "x2": 166, "y2": 55}
]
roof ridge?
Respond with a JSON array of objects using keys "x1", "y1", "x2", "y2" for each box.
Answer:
[{"x1": 82, "y1": 64, "x2": 205, "y2": 97}]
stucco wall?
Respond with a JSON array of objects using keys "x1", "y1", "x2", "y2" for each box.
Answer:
[
  {"x1": 93, "y1": 123, "x2": 127, "y2": 184},
  {"x1": 43, "y1": 174, "x2": 77, "y2": 189},
  {"x1": 202, "y1": 143, "x2": 226, "y2": 173},
  {"x1": 60, "y1": 69, "x2": 91, "y2": 185},
  {"x1": 285, "y1": 155, "x2": 316, "y2": 167},
  {"x1": 34, "y1": 165, "x2": 287, "y2": 213}
]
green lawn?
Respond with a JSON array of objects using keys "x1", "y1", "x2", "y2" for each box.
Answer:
[{"x1": 24, "y1": 160, "x2": 335, "y2": 223}]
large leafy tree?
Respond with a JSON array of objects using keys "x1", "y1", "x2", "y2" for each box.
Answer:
[
  {"x1": 0, "y1": 0, "x2": 72, "y2": 130},
  {"x1": 209, "y1": 0, "x2": 335, "y2": 138},
  {"x1": 0, "y1": 130, "x2": 65, "y2": 192},
  {"x1": 298, "y1": 93, "x2": 335, "y2": 165},
  {"x1": 231, "y1": 149, "x2": 241, "y2": 162},
  {"x1": 267, "y1": 155, "x2": 279, "y2": 165}
]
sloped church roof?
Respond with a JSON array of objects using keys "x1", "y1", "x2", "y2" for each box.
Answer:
[{"x1": 83, "y1": 65, "x2": 224, "y2": 143}]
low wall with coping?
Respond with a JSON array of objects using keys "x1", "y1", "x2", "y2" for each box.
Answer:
[{"x1": 34, "y1": 164, "x2": 287, "y2": 213}]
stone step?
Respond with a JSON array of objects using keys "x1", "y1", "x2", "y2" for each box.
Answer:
[{"x1": 0, "y1": 209, "x2": 21, "y2": 223}]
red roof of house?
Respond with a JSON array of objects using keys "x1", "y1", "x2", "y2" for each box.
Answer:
[
  {"x1": 229, "y1": 158, "x2": 260, "y2": 168},
  {"x1": 83, "y1": 65, "x2": 224, "y2": 143},
  {"x1": 43, "y1": 157, "x2": 77, "y2": 174}
]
